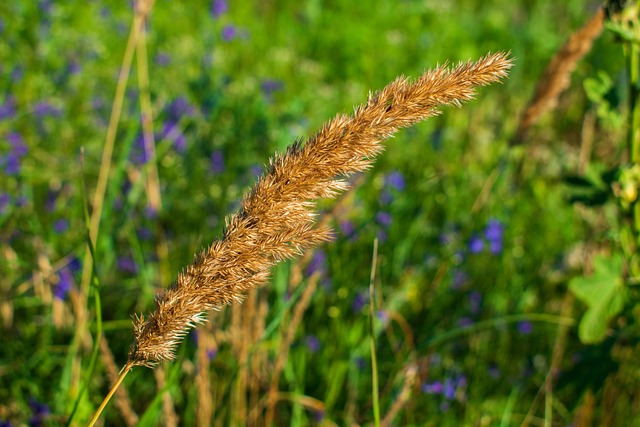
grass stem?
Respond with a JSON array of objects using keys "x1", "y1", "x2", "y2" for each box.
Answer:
[
  {"x1": 368, "y1": 239, "x2": 381, "y2": 427},
  {"x1": 86, "y1": 364, "x2": 133, "y2": 427}
]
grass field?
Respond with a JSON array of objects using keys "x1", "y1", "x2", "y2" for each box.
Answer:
[{"x1": 2, "y1": 1, "x2": 640, "y2": 426}]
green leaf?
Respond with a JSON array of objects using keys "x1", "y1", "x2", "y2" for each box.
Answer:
[{"x1": 569, "y1": 254, "x2": 626, "y2": 344}]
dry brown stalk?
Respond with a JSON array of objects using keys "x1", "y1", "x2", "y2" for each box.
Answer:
[
  {"x1": 154, "y1": 367, "x2": 179, "y2": 427},
  {"x1": 195, "y1": 328, "x2": 214, "y2": 427},
  {"x1": 126, "y1": 51, "x2": 513, "y2": 369},
  {"x1": 512, "y1": 8, "x2": 605, "y2": 144},
  {"x1": 381, "y1": 363, "x2": 419, "y2": 427},
  {"x1": 264, "y1": 272, "x2": 321, "y2": 425}
]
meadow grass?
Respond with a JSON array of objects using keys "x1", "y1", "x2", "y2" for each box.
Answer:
[{"x1": 1, "y1": 1, "x2": 638, "y2": 426}]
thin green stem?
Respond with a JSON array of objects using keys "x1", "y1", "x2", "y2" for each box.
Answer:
[
  {"x1": 368, "y1": 239, "x2": 381, "y2": 427},
  {"x1": 423, "y1": 313, "x2": 576, "y2": 350},
  {"x1": 66, "y1": 151, "x2": 104, "y2": 426},
  {"x1": 73, "y1": 0, "x2": 151, "y2": 402}
]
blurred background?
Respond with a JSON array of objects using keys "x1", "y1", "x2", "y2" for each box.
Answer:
[{"x1": 1, "y1": 0, "x2": 638, "y2": 426}]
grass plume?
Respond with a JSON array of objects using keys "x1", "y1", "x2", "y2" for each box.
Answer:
[
  {"x1": 512, "y1": 7, "x2": 604, "y2": 144},
  {"x1": 126, "y1": 51, "x2": 514, "y2": 368}
]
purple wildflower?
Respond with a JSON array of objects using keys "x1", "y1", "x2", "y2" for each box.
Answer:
[
  {"x1": 312, "y1": 410, "x2": 325, "y2": 422},
  {"x1": 167, "y1": 97, "x2": 194, "y2": 120},
  {"x1": 190, "y1": 330, "x2": 199, "y2": 346},
  {"x1": 210, "y1": 150, "x2": 225, "y2": 174},
  {"x1": 68, "y1": 257, "x2": 82, "y2": 273},
  {"x1": 144, "y1": 205, "x2": 158, "y2": 219},
  {"x1": 39, "y1": 0, "x2": 53, "y2": 14},
  {"x1": 261, "y1": 79, "x2": 284, "y2": 95},
  {"x1": 27, "y1": 397, "x2": 50, "y2": 427},
  {"x1": 117, "y1": 256, "x2": 137, "y2": 274},
  {"x1": 305, "y1": 250, "x2": 326, "y2": 277},
  {"x1": 45, "y1": 190, "x2": 58, "y2": 212},
  {"x1": 3, "y1": 154, "x2": 20, "y2": 175},
  {"x1": 468, "y1": 234, "x2": 484, "y2": 254},
  {"x1": 485, "y1": 218, "x2": 504, "y2": 241},
  {"x1": 384, "y1": 171, "x2": 406, "y2": 191},
  {"x1": 352, "y1": 291, "x2": 367, "y2": 312},
  {"x1": 518, "y1": 321, "x2": 533, "y2": 335},
  {"x1": 443, "y1": 378, "x2": 456, "y2": 400},
  {"x1": 211, "y1": 0, "x2": 227, "y2": 17},
  {"x1": 457, "y1": 317, "x2": 473, "y2": 328},
  {"x1": 8, "y1": 132, "x2": 27, "y2": 157},
  {"x1": 33, "y1": 101, "x2": 62, "y2": 117},
  {"x1": 174, "y1": 133, "x2": 186, "y2": 152},
  {"x1": 67, "y1": 59, "x2": 81, "y2": 75},
  {"x1": 155, "y1": 53, "x2": 170, "y2": 66},
  {"x1": 339, "y1": 220, "x2": 355, "y2": 238},
  {"x1": 250, "y1": 164, "x2": 263, "y2": 178},
  {"x1": 376, "y1": 211, "x2": 392, "y2": 227},
  {"x1": 0, "y1": 97, "x2": 16, "y2": 119},
  {"x1": 421, "y1": 380, "x2": 443, "y2": 394},
  {"x1": 451, "y1": 270, "x2": 468, "y2": 290},
  {"x1": 12, "y1": 66, "x2": 24, "y2": 81},
  {"x1": 304, "y1": 335, "x2": 321, "y2": 353},
  {"x1": 0, "y1": 193, "x2": 10, "y2": 213},
  {"x1": 137, "y1": 227, "x2": 153, "y2": 241},
  {"x1": 221, "y1": 24, "x2": 238, "y2": 41},
  {"x1": 376, "y1": 309, "x2": 390, "y2": 326},
  {"x1": 160, "y1": 121, "x2": 187, "y2": 152},
  {"x1": 456, "y1": 375, "x2": 468, "y2": 388},
  {"x1": 130, "y1": 134, "x2": 149, "y2": 165},
  {"x1": 379, "y1": 189, "x2": 393, "y2": 205},
  {"x1": 485, "y1": 218, "x2": 504, "y2": 254},
  {"x1": 54, "y1": 268, "x2": 73, "y2": 300},
  {"x1": 489, "y1": 239, "x2": 502, "y2": 254},
  {"x1": 207, "y1": 347, "x2": 218, "y2": 360},
  {"x1": 53, "y1": 218, "x2": 69, "y2": 233}
]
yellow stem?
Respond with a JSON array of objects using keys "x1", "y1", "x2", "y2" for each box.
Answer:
[{"x1": 86, "y1": 364, "x2": 133, "y2": 427}]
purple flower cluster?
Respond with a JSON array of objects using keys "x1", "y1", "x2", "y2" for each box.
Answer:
[
  {"x1": 468, "y1": 218, "x2": 505, "y2": 255},
  {"x1": 130, "y1": 97, "x2": 197, "y2": 165},
  {"x1": 117, "y1": 256, "x2": 137, "y2": 274},
  {"x1": 54, "y1": 258, "x2": 81, "y2": 301},
  {"x1": 261, "y1": 79, "x2": 284, "y2": 102},
  {"x1": 0, "y1": 96, "x2": 16, "y2": 119},
  {"x1": 305, "y1": 250, "x2": 331, "y2": 288},
  {"x1": 210, "y1": 150, "x2": 225, "y2": 174},
  {"x1": 219, "y1": 23, "x2": 250, "y2": 42},
  {"x1": 421, "y1": 374, "x2": 467, "y2": 410},
  {"x1": 27, "y1": 397, "x2": 50, "y2": 427},
  {"x1": 210, "y1": 0, "x2": 228, "y2": 18},
  {"x1": 375, "y1": 170, "x2": 406, "y2": 241},
  {"x1": 379, "y1": 170, "x2": 405, "y2": 205},
  {"x1": 1, "y1": 132, "x2": 28, "y2": 175}
]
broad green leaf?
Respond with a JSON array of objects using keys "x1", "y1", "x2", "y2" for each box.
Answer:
[{"x1": 569, "y1": 254, "x2": 626, "y2": 344}]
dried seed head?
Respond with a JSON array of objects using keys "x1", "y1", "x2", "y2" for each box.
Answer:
[{"x1": 128, "y1": 51, "x2": 514, "y2": 367}]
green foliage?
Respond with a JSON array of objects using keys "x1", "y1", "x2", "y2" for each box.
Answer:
[
  {"x1": 569, "y1": 254, "x2": 626, "y2": 343},
  {"x1": 2, "y1": 0, "x2": 640, "y2": 426}
]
